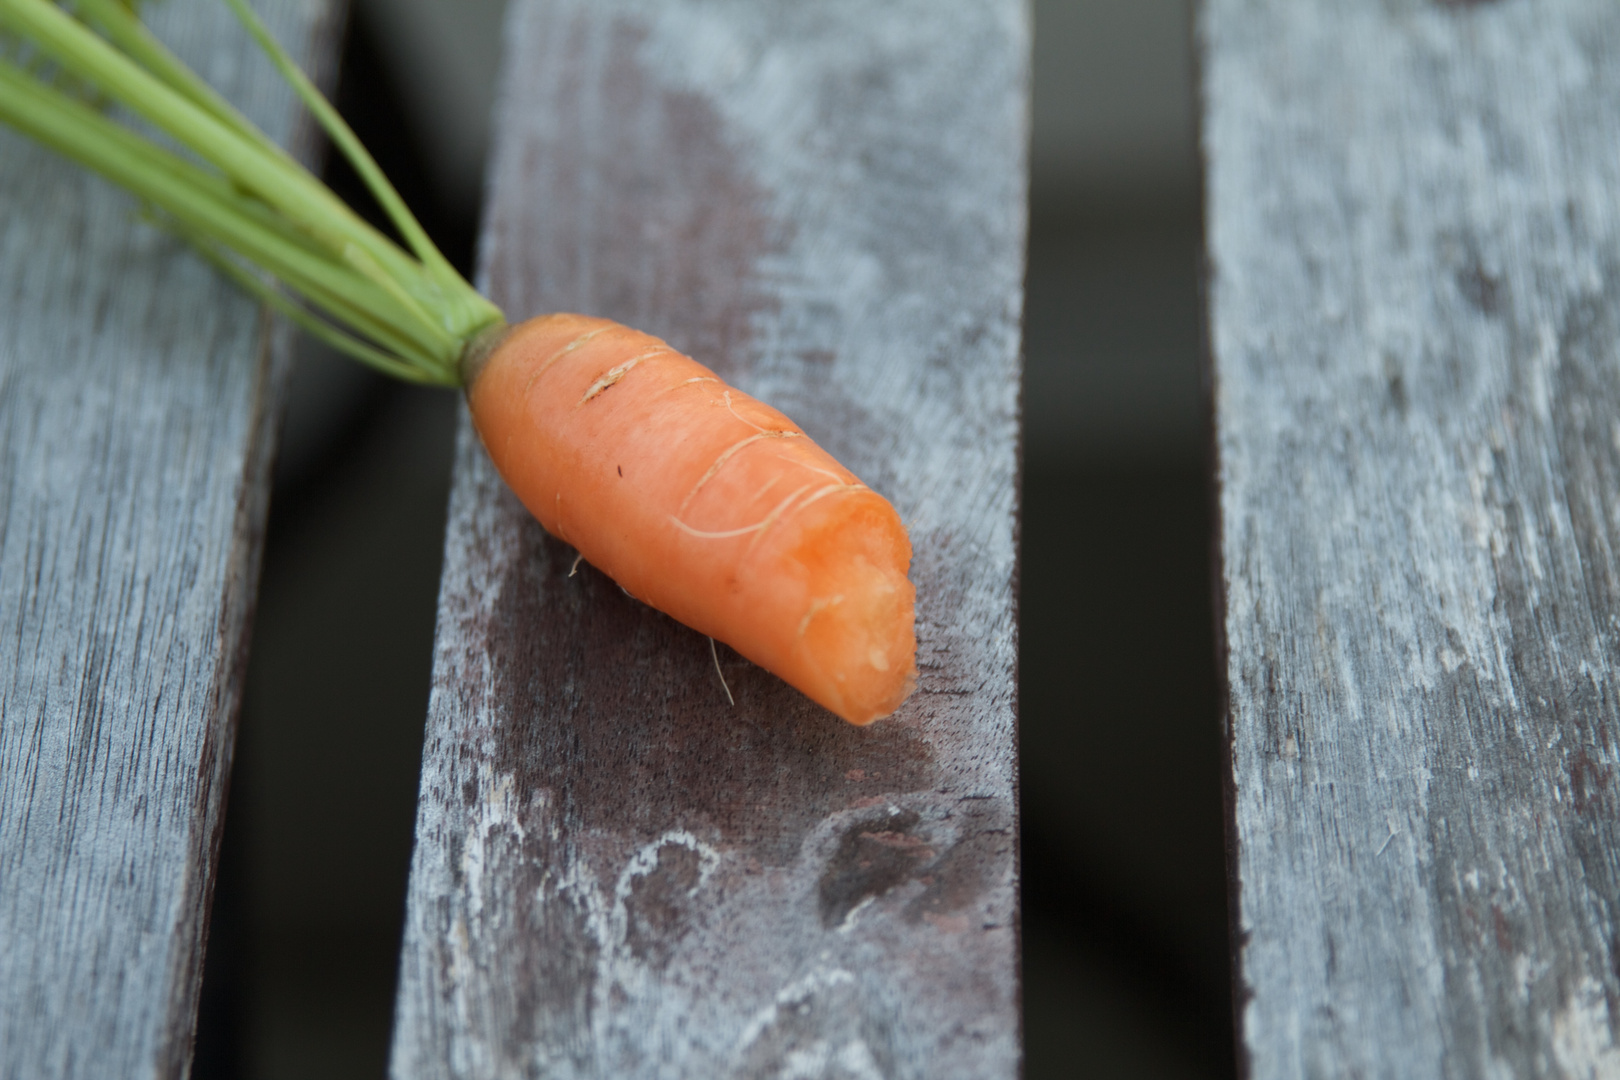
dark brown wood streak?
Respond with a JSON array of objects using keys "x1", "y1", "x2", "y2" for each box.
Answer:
[
  {"x1": 0, "y1": 2, "x2": 338, "y2": 1077},
  {"x1": 389, "y1": 1, "x2": 1028, "y2": 1076},
  {"x1": 1204, "y1": 0, "x2": 1620, "y2": 1075}
]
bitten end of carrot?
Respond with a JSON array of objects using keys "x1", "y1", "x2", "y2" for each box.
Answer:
[{"x1": 785, "y1": 506, "x2": 916, "y2": 725}]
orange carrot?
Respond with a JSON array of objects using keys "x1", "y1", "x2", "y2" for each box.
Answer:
[{"x1": 464, "y1": 314, "x2": 917, "y2": 725}]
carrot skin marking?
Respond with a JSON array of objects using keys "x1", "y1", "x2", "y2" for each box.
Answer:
[
  {"x1": 577, "y1": 347, "x2": 671, "y2": 405},
  {"x1": 671, "y1": 481, "x2": 816, "y2": 540},
  {"x1": 465, "y1": 313, "x2": 916, "y2": 725},
  {"x1": 676, "y1": 429, "x2": 803, "y2": 518},
  {"x1": 523, "y1": 325, "x2": 610, "y2": 396}
]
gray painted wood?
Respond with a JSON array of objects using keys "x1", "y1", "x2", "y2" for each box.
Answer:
[
  {"x1": 0, "y1": 2, "x2": 336, "y2": 1076},
  {"x1": 389, "y1": 1, "x2": 1027, "y2": 1076},
  {"x1": 1204, "y1": 0, "x2": 1620, "y2": 1075}
]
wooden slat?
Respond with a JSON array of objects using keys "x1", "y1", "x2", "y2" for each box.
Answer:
[
  {"x1": 390, "y1": 1, "x2": 1027, "y2": 1076},
  {"x1": 1204, "y1": 1, "x2": 1620, "y2": 1075},
  {"x1": 0, "y1": 3, "x2": 337, "y2": 1076}
]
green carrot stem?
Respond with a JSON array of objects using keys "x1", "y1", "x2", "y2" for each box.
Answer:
[
  {"x1": 219, "y1": 0, "x2": 462, "y2": 289},
  {"x1": 70, "y1": 0, "x2": 268, "y2": 148},
  {"x1": 0, "y1": 58, "x2": 313, "y2": 255},
  {"x1": 187, "y1": 229, "x2": 454, "y2": 384},
  {"x1": 0, "y1": 0, "x2": 410, "y2": 282},
  {"x1": 0, "y1": 58, "x2": 457, "y2": 377},
  {"x1": 0, "y1": 0, "x2": 508, "y2": 386}
]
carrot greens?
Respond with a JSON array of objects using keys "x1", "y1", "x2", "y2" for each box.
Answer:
[{"x1": 0, "y1": 0, "x2": 503, "y2": 385}]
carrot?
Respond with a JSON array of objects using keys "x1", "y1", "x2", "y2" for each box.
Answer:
[
  {"x1": 466, "y1": 315, "x2": 916, "y2": 724},
  {"x1": 0, "y1": 0, "x2": 917, "y2": 723}
]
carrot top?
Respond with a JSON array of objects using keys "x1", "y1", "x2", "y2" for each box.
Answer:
[{"x1": 0, "y1": 0, "x2": 505, "y2": 384}]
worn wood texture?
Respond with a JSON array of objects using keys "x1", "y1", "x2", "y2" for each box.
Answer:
[
  {"x1": 0, "y1": 2, "x2": 335, "y2": 1076},
  {"x1": 390, "y1": 1, "x2": 1027, "y2": 1076},
  {"x1": 1204, "y1": 0, "x2": 1620, "y2": 1075}
]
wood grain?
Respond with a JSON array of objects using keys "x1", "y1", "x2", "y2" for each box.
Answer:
[
  {"x1": 389, "y1": 1, "x2": 1027, "y2": 1076},
  {"x1": 0, "y1": 2, "x2": 336, "y2": 1076},
  {"x1": 1203, "y1": 0, "x2": 1620, "y2": 1075}
]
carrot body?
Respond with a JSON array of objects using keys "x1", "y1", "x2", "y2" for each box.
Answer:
[{"x1": 465, "y1": 313, "x2": 917, "y2": 725}]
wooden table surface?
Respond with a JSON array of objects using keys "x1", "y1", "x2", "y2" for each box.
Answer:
[
  {"x1": 1205, "y1": 0, "x2": 1620, "y2": 1075},
  {"x1": 0, "y1": 2, "x2": 337, "y2": 1077}
]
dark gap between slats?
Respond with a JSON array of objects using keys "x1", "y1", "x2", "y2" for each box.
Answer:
[{"x1": 193, "y1": 9, "x2": 469, "y2": 1078}]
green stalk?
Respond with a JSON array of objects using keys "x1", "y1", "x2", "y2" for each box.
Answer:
[
  {"x1": 220, "y1": 0, "x2": 460, "y2": 287},
  {"x1": 0, "y1": 0, "x2": 506, "y2": 384},
  {"x1": 0, "y1": 57, "x2": 457, "y2": 379},
  {"x1": 70, "y1": 0, "x2": 268, "y2": 146},
  {"x1": 5, "y1": 0, "x2": 412, "y2": 281},
  {"x1": 193, "y1": 236, "x2": 453, "y2": 384}
]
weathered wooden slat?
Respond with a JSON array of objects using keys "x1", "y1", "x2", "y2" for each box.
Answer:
[
  {"x1": 389, "y1": 1, "x2": 1027, "y2": 1076},
  {"x1": 0, "y1": 3, "x2": 337, "y2": 1077},
  {"x1": 1204, "y1": 1, "x2": 1620, "y2": 1075}
]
